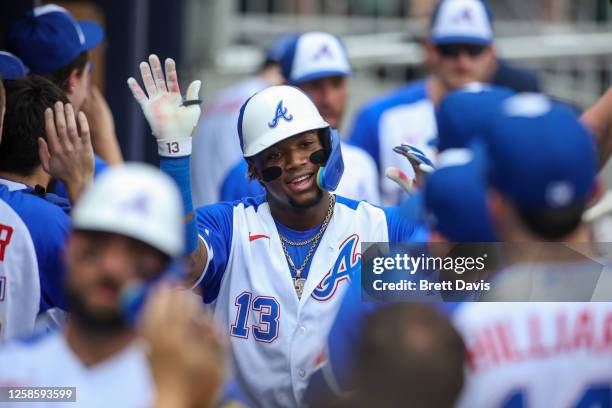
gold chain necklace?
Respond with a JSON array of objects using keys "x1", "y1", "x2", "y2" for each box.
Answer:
[{"x1": 279, "y1": 194, "x2": 336, "y2": 299}]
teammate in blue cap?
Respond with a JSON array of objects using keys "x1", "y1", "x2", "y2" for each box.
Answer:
[
  {"x1": 349, "y1": 0, "x2": 499, "y2": 205},
  {"x1": 453, "y1": 93, "x2": 612, "y2": 407},
  {"x1": 9, "y1": 3, "x2": 122, "y2": 166}
]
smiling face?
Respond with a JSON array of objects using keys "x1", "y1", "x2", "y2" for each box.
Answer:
[{"x1": 249, "y1": 130, "x2": 325, "y2": 209}]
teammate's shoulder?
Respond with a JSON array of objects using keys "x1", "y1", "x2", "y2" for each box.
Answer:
[
  {"x1": 0, "y1": 329, "x2": 59, "y2": 359},
  {"x1": 335, "y1": 194, "x2": 382, "y2": 212},
  {"x1": 0, "y1": 186, "x2": 70, "y2": 225},
  {"x1": 196, "y1": 194, "x2": 267, "y2": 216},
  {"x1": 359, "y1": 79, "x2": 429, "y2": 115}
]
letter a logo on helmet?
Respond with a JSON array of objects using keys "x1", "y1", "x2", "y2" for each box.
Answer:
[{"x1": 268, "y1": 100, "x2": 293, "y2": 128}]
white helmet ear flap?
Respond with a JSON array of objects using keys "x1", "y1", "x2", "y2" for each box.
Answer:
[{"x1": 238, "y1": 85, "x2": 330, "y2": 158}]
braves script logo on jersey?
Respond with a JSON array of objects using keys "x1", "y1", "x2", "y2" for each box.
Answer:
[
  {"x1": 268, "y1": 100, "x2": 293, "y2": 128},
  {"x1": 0, "y1": 224, "x2": 14, "y2": 262},
  {"x1": 312, "y1": 234, "x2": 361, "y2": 301}
]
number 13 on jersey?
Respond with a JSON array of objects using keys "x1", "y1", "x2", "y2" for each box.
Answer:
[{"x1": 230, "y1": 292, "x2": 280, "y2": 343}]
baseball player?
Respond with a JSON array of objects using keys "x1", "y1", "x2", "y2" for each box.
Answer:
[
  {"x1": 0, "y1": 164, "x2": 186, "y2": 407},
  {"x1": 348, "y1": 0, "x2": 497, "y2": 205},
  {"x1": 453, "y1": 94, "x2": 612, "y2": 407},
  {"x1": 127, "y1": 54, "x2": 427, "y2": 407},
  {"x1": 0, "y1": 76, "x2": 94, "y2": 341},
  {"x1": 222, "y1": 31, "x2": 381, "y2": 204},
  {"x1": 9, "y1": 3, "x2": 123, "y2": 165}
]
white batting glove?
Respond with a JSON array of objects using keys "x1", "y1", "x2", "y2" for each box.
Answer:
[{"x1": 127, "y1": 54, "x2": 202, "y2": 157}]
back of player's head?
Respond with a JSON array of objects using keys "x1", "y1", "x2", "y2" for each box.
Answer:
[
  {"x1": 353, "y1": 304, "x2": 465, "y2": 408},
  {"x1": 429, "y1": 0, "x2": 494, "y2": 45},
  {"x1": 0, "y1": 76, "x2": 68, "y2": 176},
  {"x1": 8, "y1": 4, "x2": 103, "y2": 91},
  {"x1": 436, "y1": 83, "x2": 513, "y2": 151},
  {"x1": 72, "y1": 163, "x2": 184, "y2": 258},
  {"x1": 424, "y1": 143, "x2": 496, "y2": 242},
  {"x1": 487, "y1": 94, "x2": 598, "y2": 239},
  {"x1": 280, "y1": 32, "x2": 351, "y2": 85}
]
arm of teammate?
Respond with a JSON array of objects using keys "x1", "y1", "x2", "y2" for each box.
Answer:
[
  {"x1": 127, "y1": 54, "x2": 207, "y2": 286},
  {"x1": 38, "y1": 101, "x2": 95, "y2": 204},
  {"x1": 581, "y1": 86, "x2": 612, "y2": 168},
  {"x1": 80, "y1": 85, "x2": 124, "y2": 165}
]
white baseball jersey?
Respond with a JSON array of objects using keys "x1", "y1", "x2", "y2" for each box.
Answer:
[
  {"x1": 0, "y1": 331, "x2": 153, "y2": 407},
  {"x1": 0, "y1": 181, "x2": 70, "y2": 342},
  {"x1": 0, "y1": 199, "x2": 38, "y2": 341},
  {"x1": 348, "y1": 79, "x2": 437, "y2": 205},
  {"x1": 194, "y1": 194, "x2": 426, "y2": 407},
  {"x1": 453, "y1": 300, "x2": 612, "y2": 408},
  {"x1": 191, "y1": 78, "x2": 270, "y2": 207}
]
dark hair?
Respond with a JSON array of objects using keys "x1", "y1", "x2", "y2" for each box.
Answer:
[
  {"x1": 0, "y1": 76, "x2": 68, "y2": 176},
  {"x1": 43, "y1": 51, "x2": 89, "y2": 92},
  {"x1": 352, "y1": 304, "x2": 465, "y2": 408},
  {"x1": 516, "y1": 201, "x2": 587, "y2": 240}
]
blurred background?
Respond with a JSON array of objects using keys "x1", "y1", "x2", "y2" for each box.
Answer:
[{"x1": 1, "y1": 0, "x2": 611, "y2": 182}]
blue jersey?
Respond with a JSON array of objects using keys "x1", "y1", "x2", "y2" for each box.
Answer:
[
  {"x1": 348, "y1": 79, "x2": 437, "y2": 205},
  {"x1": 0, "y1": 180, "x2": 69, "y2": 340}
]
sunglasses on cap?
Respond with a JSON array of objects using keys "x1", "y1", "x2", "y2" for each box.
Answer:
[{"x1": 436, "y1": 43, "x2": 487, "y2": 58}]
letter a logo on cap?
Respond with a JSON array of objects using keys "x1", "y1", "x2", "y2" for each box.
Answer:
[
  {"x1": 313, "y1": 43, "x2": 333, "y2": 61},
  {"x1": 268, "y1": 100, "x2": 293, "y2": 128},
  {"x1": 454, "y1": 8, "x2": 474, "y2": 23}
]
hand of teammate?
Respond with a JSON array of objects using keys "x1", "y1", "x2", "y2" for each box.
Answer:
[
  {"x1": 127, "y1": 54, "x2": 201, "y2": 158},
  {"x1": 139, "y1": 284, "x2": 226, "y2": 408},
  {"x1": 393, "y1": 143, "x2": 435, "y2": 173},
  {"x1": 387, "y1": 143, "x2": 435, "y2": 192},
  {"x1": 39, "y1": 102, "x2": 94, "y2": 203}
]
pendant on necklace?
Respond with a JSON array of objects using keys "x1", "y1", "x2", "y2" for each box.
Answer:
[{"x1": 293, "y1": 277, "x2": 306, "y2": 299}]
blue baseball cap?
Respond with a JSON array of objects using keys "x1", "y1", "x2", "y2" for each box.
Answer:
[
  {"x1": 280, "y1": 32, "x2": 351, "y2": 84},
  {"x1": 0, "y1": 51, "x2": 29, "y2": 80},
  {"x1": 487, "y1": 94, "x2": 598, "y2": 210},
  {"x1": 8, "y1": 4, "x2": 104, "y2": 75},
  {"x1": 430, "y1": 0, "x2": 494, "y2": 46},
  {"x1": 424, "y1": 143, "x2": 497, "y2": 242},
  {"x1": 436, "y1": 83, "x2": 514, "y2": 151}
]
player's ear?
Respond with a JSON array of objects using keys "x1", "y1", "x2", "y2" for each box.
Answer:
[{"x1": 66, "y1": 68, "x2": 81, "y2": 94}]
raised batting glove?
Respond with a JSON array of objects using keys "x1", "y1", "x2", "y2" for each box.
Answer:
[
  {"x1": 127, "y1": 54, "x2": 201, "y2": 157},
  {"x1": 393, "y1": 143, "x2": 435, "y2": 174}
]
